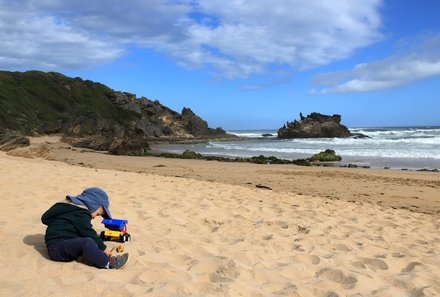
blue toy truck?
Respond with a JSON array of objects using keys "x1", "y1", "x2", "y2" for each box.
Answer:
[{"x1": 100, "y1": 219, "x2": 131, "y2": 243}]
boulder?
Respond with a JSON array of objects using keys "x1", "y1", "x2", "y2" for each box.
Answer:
[
  {"x1": 108, "y1": 127, "x2": 150, "y2": 156},
  {"x1": 310, "y1": 149, "x2": 342, "y2": 162},
  {"x1": 181, "y1": 107, "x2": 227, "y2": 137},
  {"x1": 181, "y1": 108, "x2": 210, "y2": 136},
  {"x1": 278, "y1": 112, "x2": 352, "y2": 139},
  {"x1": 0, "y1": 133, "x2": 30, "y2": 151},
  {"x1": 349, "y1": 133, "x2": 371, "y2": 139},
  {"x1": 181, "y1": 149, "x2": 203, "y2": 159}
]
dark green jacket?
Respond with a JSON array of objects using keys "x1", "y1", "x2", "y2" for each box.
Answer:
[{"x1": 41, "y1": 201, "x2": 107, "y2": 250}]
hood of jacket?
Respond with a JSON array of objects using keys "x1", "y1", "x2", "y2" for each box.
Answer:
[{"x1": 41, "y1": 200, "x2": 89, "y2": 225}]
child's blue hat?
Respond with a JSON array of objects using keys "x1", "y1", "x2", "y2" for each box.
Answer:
[{"x1": 67, "y1": 187, "x2": 112, "y2": 219}]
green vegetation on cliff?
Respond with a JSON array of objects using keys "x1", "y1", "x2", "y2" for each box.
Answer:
[{"x1": 0, "y1": 70, "x2": 139, "y2": 134}]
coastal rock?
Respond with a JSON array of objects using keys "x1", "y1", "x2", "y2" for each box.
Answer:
[
  {"x1": 350, "y1": 133, "x2": 371, "y2": 139},
  {"x1": 0, "y1": 70, "x2": 236, "y2": 155},
  {"x1": 107, "y1": 91, "x2": 136, "y2": 107},
  {"x1": 181, "y1": 107, "x2": 227, "y2": 137},
  {"x1": 152, "y1": 149, "x2": 312, "y2": 166},
  {"x1": 182, "y1": 107, "x2": 209, "y2": 136},
  {"x1": 0, "y1": 132, "x2": 30, "y2": 151},
  {"x1": 182, "y1": 149, "x2": 203, "y2": 159},
  {"x1": 310, "y1": 149, "x2": 342, "y2": 162},
  {"x1": 278, "y1": 112, "x2": 352, "y2": 139},
  {"x1": 108, "y1": 127, "x2": 150, "y2": 156}
]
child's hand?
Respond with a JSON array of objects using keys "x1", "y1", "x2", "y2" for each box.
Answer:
[{"x1": 104, "y1": 247, "x2": 113, "y2": 257}]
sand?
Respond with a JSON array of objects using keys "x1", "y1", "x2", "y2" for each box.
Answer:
[{"x1": 1, "y1": 138, "x2": 440, "y2": 296}]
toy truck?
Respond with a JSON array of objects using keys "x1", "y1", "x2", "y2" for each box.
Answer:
[{"x1": 100, "y1": 219, "x2": 131, "y2": 243}]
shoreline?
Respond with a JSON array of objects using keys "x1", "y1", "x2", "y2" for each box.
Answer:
[
  {"x1": 149, "y1": 139, "x2": 440, "y2": 171},
  {"x1": 12, "y1": 135, "x2": 439, "y2": 217},
  {"x1": 2, "y1": 136, "x2": 440, "y2": 296}
]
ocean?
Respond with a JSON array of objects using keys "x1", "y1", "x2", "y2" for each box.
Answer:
[{"x1": 151, "y1": 126, "x2": 440, "y2": 170}]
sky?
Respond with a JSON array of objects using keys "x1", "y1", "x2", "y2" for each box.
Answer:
[{"x1": 1, "y1": 0, "x2": 439, "y2": 130}]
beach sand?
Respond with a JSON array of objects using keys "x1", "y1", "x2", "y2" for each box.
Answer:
[{"x1": 1, "y1": 137, "x2": 439, "y2": 296}]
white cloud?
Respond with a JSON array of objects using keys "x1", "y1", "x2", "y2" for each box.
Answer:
[
  {"x1": 312, "y1": 34, "x2": 440, "y2": 94},
  {"x1": 0, "y1": 6, "x2": 123, "y2": 70},
  {"x1": 0, "y1": 0, "x2": 383, "y2": 78}
]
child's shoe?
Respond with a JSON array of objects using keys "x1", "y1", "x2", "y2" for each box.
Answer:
[{"x1": 108, "y1": 253, "x2": 130, "y2": 269}]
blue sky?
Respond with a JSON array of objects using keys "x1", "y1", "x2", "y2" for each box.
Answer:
[{"x1": 1, "y1": 0, "x2": 439, "y2": 129}]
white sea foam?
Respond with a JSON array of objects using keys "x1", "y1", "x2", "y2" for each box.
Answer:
[
  {"x1": 155, "y1": 126, "x2": 440, "y2": 169},
  {"x1": 208, "y1": 141, "x2": 440, "y2": 159},
  {"x1": 217, "y1": 127, "x2": 440, "y2": 161},
  {"x1": 227, "y1": 130, "x2": 277, "y2": 138}
]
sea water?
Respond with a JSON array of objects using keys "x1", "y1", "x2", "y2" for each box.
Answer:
[{"x1": 152, "y1": 126, "x2": 440, "y2": 170}]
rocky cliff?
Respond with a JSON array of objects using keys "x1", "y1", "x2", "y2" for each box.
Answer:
[
  {"x1": 277, "y1": 112, "x2": 352, "y2": 139},
  {"x1": 0, "y1": 70, "x2": 234, "y2": 154}
]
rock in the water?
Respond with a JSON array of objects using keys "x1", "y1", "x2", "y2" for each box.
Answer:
[
  {"x1": 349, "y1": 133, "x2": 371, "y2": 139},
  {"x1": 278, "y1": 112, "x2": 352, "y2": 139},
  {"x1": 310, "y1": 149, "x2": 342, "y2": 162},
  {"x1": 181, "y1": 149, "x2": 203, "y2": 159}
]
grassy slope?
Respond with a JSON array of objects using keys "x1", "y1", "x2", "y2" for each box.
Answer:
[{"x1": 0, "y1": 70, "x2": 139, "y2": 133}]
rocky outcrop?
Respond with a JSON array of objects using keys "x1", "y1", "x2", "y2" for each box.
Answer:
[
  {"x1": 0, "y1": 70, "x2": 235, "y2": 155},
  {"x1": 181, "y1": 108, "x2": 227, "y2": 137},
  {"x1": 278, "y1": 112, "x2": 352, "y2": 139},
  {"x1": 151, "y1": 149, "x2": 312, "y2": 166},
  {"x1": 310, "y1": 149, "x2": 342, "y2": 162},
  {"x1": 0, "y1": 132, "x2": 30, "y2": 151}
]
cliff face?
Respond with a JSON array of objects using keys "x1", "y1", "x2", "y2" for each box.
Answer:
[
  {"x1": 0, "y1": 70, "x2": 232, "y2": 154},
  {"x1": 277, "y1": 112, "x2": 352, "y2": 139}
]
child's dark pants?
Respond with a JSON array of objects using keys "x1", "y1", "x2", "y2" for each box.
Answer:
[{"x1": 47, "y1": 237, "x2": 109, "y2": 268}]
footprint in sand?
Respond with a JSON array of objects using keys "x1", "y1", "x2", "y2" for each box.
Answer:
[
  {"x1": 410, "y1": 286, "x2": 429, "y2": 297},
  {"x1": 291, "y1": 255, "x2": 321, "y2": 265},
  {"x1": 208, "y1": 259, "x2": 240, "y2": 283},
  {"x1": 335, "y1": 244, "x2": 351, "y2": 252},
  {"x1": 351, "y1": 261, "x2": 366, "y2": 269},
  {"x1": 317, "y1": 268, "x2": 357, "y2": 285},
  {"x1": 401, "y1": 262, "x2": 422, "y2": 273},
  {"x1": 209, "y1": 273, "x2": 233, "y2": 283},
  {"x1": 360, "y1": 258, "x2": 388, "y2": 270},
  {"x1": 216, "y1": 259, "x2": 240, "y2": 279},
  {"x1": 273, "y1": 282, "x2": 298, "y2": 295},
  {"x1": 275, "y1": 221, "x2": 289, "y2": 229},
  {"x1": 309, "y1": 255, "x2": 321, "y2": 265},
  {"x1": 297, "y1": 225, "x2": 310, "y2": 234}
]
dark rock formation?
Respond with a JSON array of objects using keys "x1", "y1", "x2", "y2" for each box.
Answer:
[
  {"x1": 310, "y1": 149, "x2": 342, "y2": 162},
  {"x1": 0, "y1": 70, "x2": 235, "y2": 155},
  {"x1": 349, "y1": 133, "x2": 371, "y2": 139},
  {"x1": 181, "y1": 108, "x2": 226, "y2": 137},
  {"x1": 152, "y1": 149, "x2": 311, "y2": 166},
  {"x1": 278, "y1": 112, "x2": 352, "y2": 139},
  {"x1": 109, "y1": 127, "x2": 150, "y2": 156},
  {"x1": 182, "y1": 149, "x2": 203, "y2": 159},
  {"x1": 0, "y1": 132, "x2": 30, "y2": 151}
]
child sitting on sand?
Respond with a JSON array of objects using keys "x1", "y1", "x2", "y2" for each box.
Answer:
[{"x1": 41, "y1": 187, "x2": 129, "y2": 269}]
